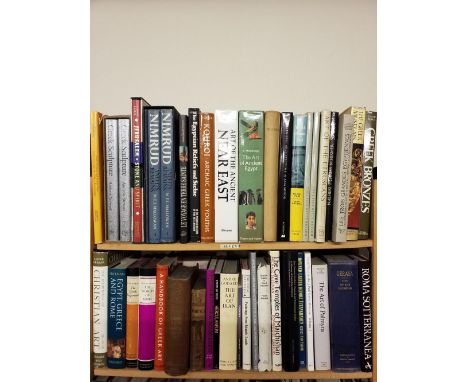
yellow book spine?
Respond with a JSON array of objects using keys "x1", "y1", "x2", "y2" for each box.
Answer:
[
  {"x1": 289, "y1": 187, "x2": 304, "y2": 241},
  {"x1": 90, "y1": 111, "x2": 105, "y2": 244}
]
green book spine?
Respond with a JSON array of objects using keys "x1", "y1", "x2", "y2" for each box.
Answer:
[{"x1": 238, "y1": 111, "x2": 264, "y2": 242}]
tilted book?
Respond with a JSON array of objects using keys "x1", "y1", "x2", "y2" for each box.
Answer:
[
  {"x1": 269, "y1": 251, "x2": 282, "y2": 371},
  {"x1": 204, "y1": 258, "x2": 217, "y2": 369},
  {"x1": 130, "y1": 97, "x2": 150, "y2": 242},
  {"x1": 199, "y1": 112, "x2": 215, "y2": 242},
  {"x1": 188, "y1": 108, "x2": 201, "y2": 242},
  {"x1": 249, "y1": 252, "x2": 259, "y2": 370},
  {"x1": 344, "y1": 106, "x2": 366, "y2": 241},
  {"x1": 325, "y1": 112, "x2": 339, "y2": 241},
  {"x1": 257, "y1": 258, "x2": 272, "y2": 371},
  {"x1": 311, "y1": 257, "x2": 330, "y2": 370},
  {"x1": 304, "y1": 251, "x2": 315, "y2": 371},
  {"x1": 289, "y1": 114, "x2": 308, "y2": 241},
  {"x1": 332, "y1": 113, "x2": 355, "y2": 242},
  {"x1": 315, "y1": 111, "x2": 331, "y2": 242},
  {"x1": 307, "y1": 112, "x2": 321, "y2": 242},
  {"x1": 91, "y1": 111, "x2": 105, "y2": 244},
  {"x1": 277, "y1": 112, "x2": 293, "y2": 241},
  {"x1": 240, "y1": 258, "x2": 251, "y2": 370},
  {"x1": 190, "y1": 271, "x2": 206, "y2": 371},
  {"x1": 302, "y1": 113, "x2": 314, "y2": 241},
  {"x1": 238, "y1": 111, "x2": 264, "y2": 242},
  {"x1": 179, "y1": 115, "x2": 190, "y2": 243},
  {"x1": 297, "y1": 252, "x2": 306, "y2": 368},
  {"x1": 358, "y1": 111, "x2": 377, "y2": 239},
  {"x1": 213, "y1": 258, "x2": 225, "y2": 368},
  {"x1": 263, "y1": 111, "x2": 281, "y2": 241},
  {"x1": 104, "y1": 117, "x2": 119, "y2": 241},
  {"x1": 118, "y1": 118, "x2": 132, "y2": 242},
  {"x1": 214, "y1": 110, "x2": 238, "y2": 242},
  {"x1": 219, "y1": 259, "x2": 239, "y2": 370}
]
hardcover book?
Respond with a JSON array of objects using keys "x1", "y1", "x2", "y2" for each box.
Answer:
[
  {"x1": 188, "y1": 108, "x2": 201, "y2": 242},
  {"x1": 179, "y1": 114, "x2": 190, "y2": 243},
  {"x1": 277, "y1": 112, "x2": 293, "y2": 241},
  {"x1": 240, "y1": 258, "x2": 251, "y2": 370},
  {"x1": 130, "y1": 97, "x2": 150, "y2": 243},
  {"x1": 214, "y1": 110, "x2": 238, "y2": 242},
  {"x1": 238, "y1": 111, "x2": 264, "y2": 242},
  {"x1": 104, "y1": 117, "x2": 119, "y2": 241},
  {"x1": 302, "y1": 113, "x2": 314, "y2": 241},
  {"x1": 249, "y1": 252, "x2": 259, "y2": 371},
  {"x1": 91, "y1": 111, "x2": 105, "y2": 244},
  {"x1": 257, "y1": 258, "x2": 272, "y2": 371},
  {"x1": 199, "y1": 112, "x2": 215, "y2": 242},
  {"x1": 213, "y1": 258, "x2": 225, "y2": 368},
  {"x1": 325, "y1": 112, "x2": 339, "y2": 241},
  {"x1": 304, "y1": 251, "x2": 315, "y2": 371},
  {"x1": 190, "y1": 272, "x2": 206, "y2": 371},
  {"x1": 237, "y1": 279, "x2": 243, "y2": 369},
  {"x1": 204, "y1": 258, "x2": 217, "y2": 369},
  {"x1": 307, "y1": 112, "x2": 321, "y2": 241},
  {"x1": 297, "y1": 252, "x2": 306, "y2": 368},
  {"x1": 263, "y1": 111, "x2": 281, "y2": 241},
  {"x1": 269, "y1": 251, "x2": 282, "y2": 371},
  {"x1": 118, "y1": 118, "x2": 132, "y2": 242}
]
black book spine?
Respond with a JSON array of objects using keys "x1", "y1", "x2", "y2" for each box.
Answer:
[
  {"x1": 280, "y1": 251, "x2": 299, "y2": 371},
  {"x1": 179, "y1": 115, "x2": 189, "y2": 243},
  {"x1": 325, "y1": 111, "x2": 339, "y2": 241},
  {"x1": 213, "y1": 270, "x2": 221, "y2": 368},
  {"x1": 277, "y1": 112, "x2": 293, "y2": 241},
  {"x1": 188, "y1": 108, "x2": 201, "y2": 242},
  {"x1": 358, "y1": 257, "x2": 373, "y2": 372}
]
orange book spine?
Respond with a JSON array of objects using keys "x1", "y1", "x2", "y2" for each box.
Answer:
[
  {"x1": 155, "y1": 265, "x2": 169, "y2": 370},
  {"x1": 90, "y1": 111, "x2": 105, "y2": 244},
  {"x1": 199, "y1": 112, "x2": 215, "y2": 242}
]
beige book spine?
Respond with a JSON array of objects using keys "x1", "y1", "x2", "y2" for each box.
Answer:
[{"x1": 219, "y1": 273, "x2": 239, "y2": 370}]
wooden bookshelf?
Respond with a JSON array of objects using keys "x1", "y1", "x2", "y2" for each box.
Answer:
[
  {"x1": 94, "y1": 368, "x2": 372, "y2": 380},
  {"x1": 97, "y1": 239, "x2": 373, "y2": 252}
]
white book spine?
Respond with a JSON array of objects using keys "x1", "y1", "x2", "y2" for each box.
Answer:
[
  {"x1": 315, "y1": 111, "x2": 331, "y2": 242},
  {"x1": 242, "y1": 267, "x2": 251, "y2": 370},
  {"x1": 311, "y1": 261, "x2": 331, "y2": 370},
  {"x1": 269, "y1": 251, "x2": 282, "y2": 371},
  {"x1": 118, "y1": 118, "x2": 131, "y2": 241},
  {"x1": 332, "y1": 114, "x2": 355, "y2": 242},
  {"x1": 302, "y1": 115, "x2": 314, "y2": 241},
  {"x1": 105, "y1": 118, "x2": 119, "y2": 241},
  {"x1": 304, "y1": 251, "x2": 315, "y2": 370},
  {"x1": 308, "y1": 112, "x2": 321, "y2": 241},
  {"x1": 92, "y1": 264, "x2": 108, "y2": 358},
  {"x1": 214, "y1": 110, "x2": 238, "y2": 242},
  {"x1": 219, "y1": 273, "x2": 239, "y2": 370},
  {"x1": 257, "y1": 259, "x2": 272, "y2": 371}
]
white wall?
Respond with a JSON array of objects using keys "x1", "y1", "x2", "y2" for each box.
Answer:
[{"x1": 91, "y1": 0, "x2": 376, "y2": 115}]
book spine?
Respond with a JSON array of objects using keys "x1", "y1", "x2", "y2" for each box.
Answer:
[
  {"x1": 138, "y1": 272, "x2": 156, "y2": 370},
  {"x1": 315, "y1": 111, "x2": 331, "y2": 242},
  {"x1": 328, "y1": 260, "x2": 361, "y2": 370},
  {"x1": 160, "y1": 109, "x2": 177, "y2": 242},
  {"x1": 358, "y1": 111, "x2": 377, "y2": 239},
  {"x1": 213, "y1": 267, "x2": 221, "y2": 368},
  {"x1": 325, "y1": 112, "x2": 339, "y2": 241},
  {"x1": 263, "y1": 111, "x2": 281, "y2": 241},
  {"x1": 289, "y1": 115, "x2": 307, "y2": 241},
  {"x1": 118, "y1": 119, "x2": 131, "y2": 241},
  {"x1": 154, "y1": 266, "x2": 168, "y2": 370},
  {"x1": 125, "y1": 271, "x2": 139, "y2": 368},
  {"x1": 312, "y1": 263, "x2": 331, "y2": 370},
  {"x1": 347, "y1": 107, "x2": 366, "y2": 240},
  {"x1": 188, "y1": 108, "x2": 201, "y2": 242},
  {"x1": 304, "y1": 252, "x2": 314, "y2": 371},
  {"x1": 219, "y1": 273, "x2": 239, "y2": 370},
  {"x1": 214, "y1": 110, "x2": 238, "y2": 242},
  {"x1": 307, "y1": 112, "x2": 321, "y2": 241},
  {"x1": 249, "y1": 252, "x2": 259, "y2": 370},
  {"x1": 241, "y1": 266, "x2": 251, "y2": 370},
  {"x1": 238, "y1": 111, "x2": 264, "y2": 242},
  {"x1": 257, "y1": 261, "x2": 272, "y2": 371},
  {"x1": 332, "y1": 114, "x2": 355, "y2": 242},
  {"x1": 199, "y1": 112, "x2": 215, "y2": 242},
  {"x1": 105, "y1": 118, "x2": 119, "y2": 241},
  {"x1": 358, "y1": 258, "x2": 373, "y2": 371},
  {"x1": 297, "y1": 252, "x2": 306, "y2": 368},
  {"x1": 237, "y1": 281, "x2": 242, "y2": 369},
  {"x1": 190, "y1": 285, "x2": 206, "y2": 370},
  {"x1": 107, "y1": 268, "x2": 127, "y2": 368},
  {"x1": 204, "y1": 268, "x2": 215, "y2": 369},
  {"x1": 179, "y1": 115, "x2": 190, "y2": 243},
  {"x1": 269, "y1": 251, "x2": 282, "y2": 371},
  {"x1": 277, "y1": 112, "x2": 293, "y2": 241},
  {"x1": 302, "y1": 113, "x2": 314, "y2": 241},
  {"x1": 145, "y1": 109, "x2": 161, "y2": 243},
  {"x1": 131, "y1": 99, "x2": 144, "y2": 242},
  {"x1": 92, "y1": 257, "x2": 108, "y2": 368},
  {"x1": 91, "y1": 112, "x2": 105, "y2": 244}
]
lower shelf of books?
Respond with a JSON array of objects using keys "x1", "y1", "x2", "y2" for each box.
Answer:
[{"x1": 93, "y1": 368, "x2": 372, "y2": 380}]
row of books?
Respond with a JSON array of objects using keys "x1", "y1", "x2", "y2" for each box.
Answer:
[
  {"x1": 92, "y1": 251, "x2": 373, "y2": 375},
  {"x1": 90, "y1": 101, "x2": 377, "y2": 244}
]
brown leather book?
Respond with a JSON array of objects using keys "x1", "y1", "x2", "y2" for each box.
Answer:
[
  {"x1": 190, "y1": 271, "x2": 206, "y2": 371},
  {"x1": 199, "y1": 112, "x2": 215, "y2": 242},
  {"x1": 165, "y1": 264, "x2": 198, "y2": 376}
]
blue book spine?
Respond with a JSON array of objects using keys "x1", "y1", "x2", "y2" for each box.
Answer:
[
  {"x1": 327, "y1": 257, "x2": 361, "y2": 371},
  {"x1": 160, "y1": 109, "x2": 176, "y2": 242},
  {"x1": 297, "y1": 252, "x2": 306, "y2": 368},
  {"x1": 107, "y1": 268, "x2": 127, "y2": 368},
  {"x1": 145, "y1": 109, "x2": 161, "y2": 243}
]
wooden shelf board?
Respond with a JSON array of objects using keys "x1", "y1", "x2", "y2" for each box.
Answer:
[
  {"x1": 94, "y1": 368, "x2": 372, "y2": 379},
  {"x1": 96, "y1": 240, "x2": 373, "y2": 252}
]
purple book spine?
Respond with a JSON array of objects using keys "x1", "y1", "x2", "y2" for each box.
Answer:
[
  {"x1": 138, "y1": 270, "x2": 156, "y2": 370},
  {"x1": 204, "y1": 268, "x2": 215, "y2": 369}
]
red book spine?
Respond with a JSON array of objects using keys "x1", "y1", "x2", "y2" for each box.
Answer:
[
  {"x1": 199, "y1": 112, "x2": 214, "y2": 242},
  {"x1": 155, "y1": 265, "x2": 169, "y2": 370},
  {"x1": 131, "y1": 98, "x2": 144, "y2": 242}
]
